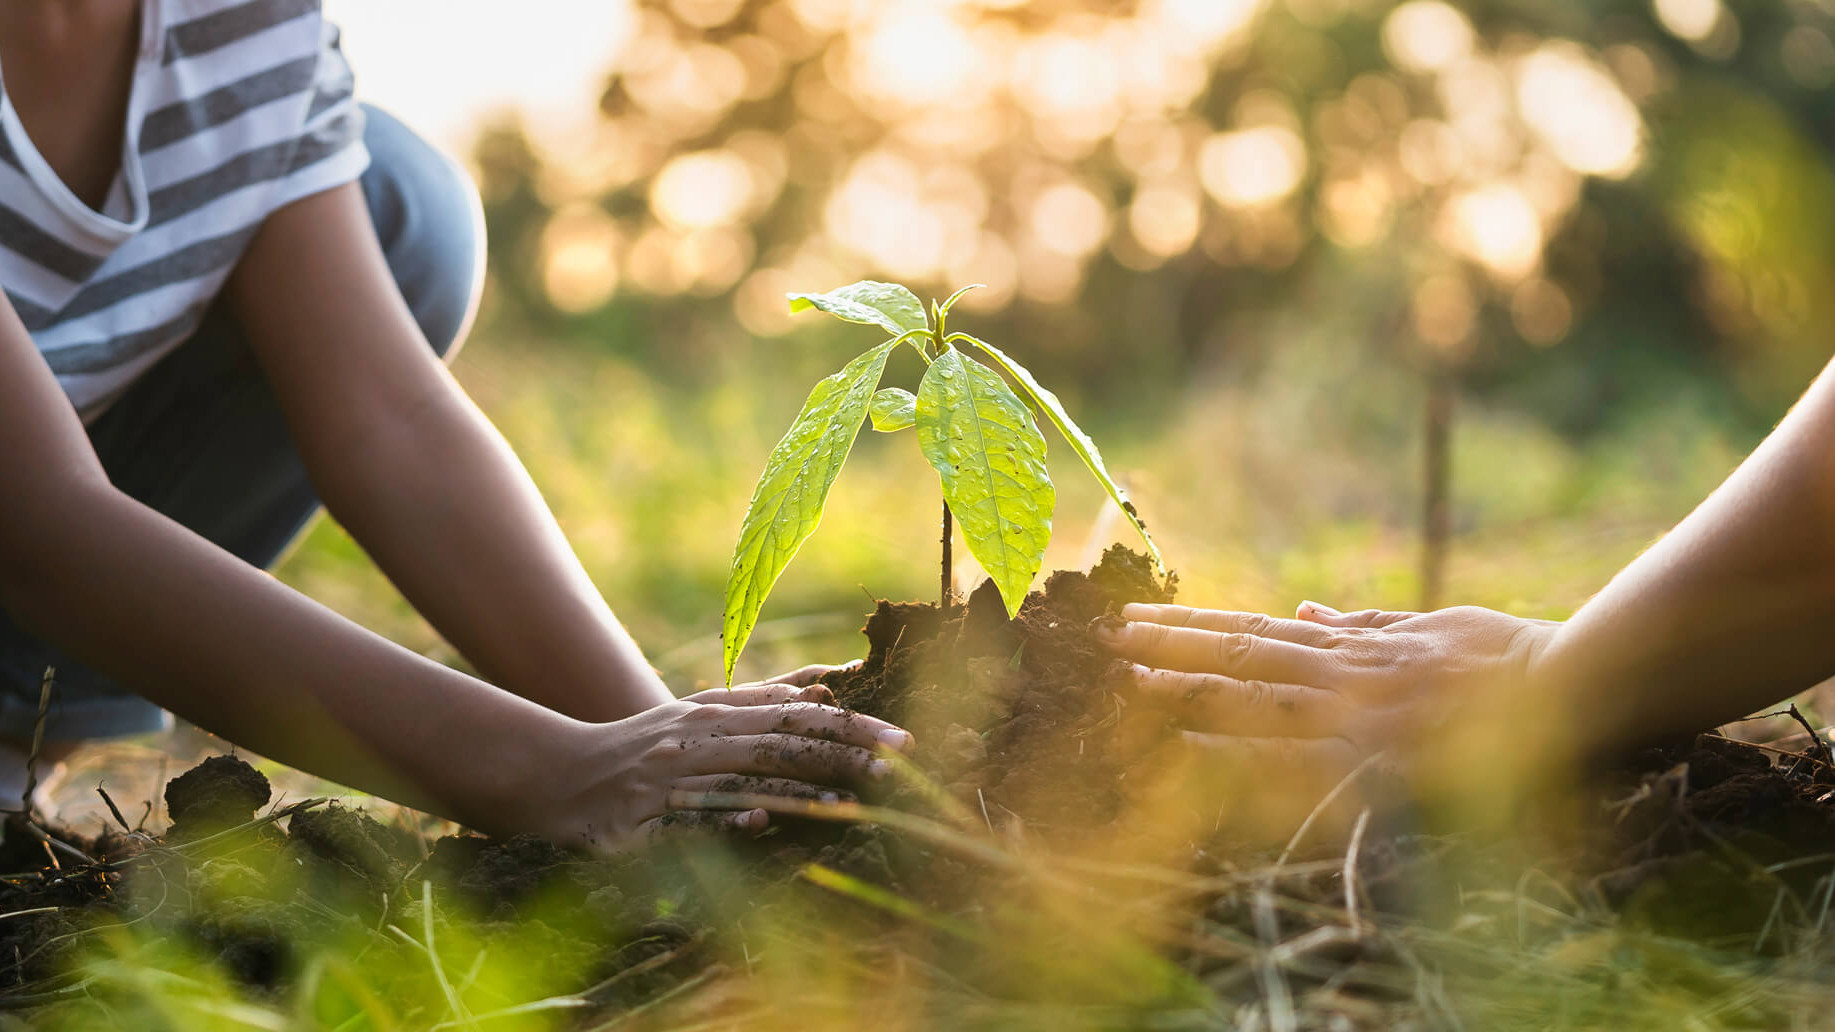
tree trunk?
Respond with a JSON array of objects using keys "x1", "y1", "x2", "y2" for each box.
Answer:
[{"x1": 1420, "y1": 366, "x2": 1454, "y2": 611}]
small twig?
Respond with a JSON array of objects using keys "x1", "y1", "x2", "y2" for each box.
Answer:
[
  {"x1": 1788, "y1": 704, "x2": 1835, "y2": 767},
  {"x1": 1816, "y1": 866, "x2": 1835, "y2": 935},
  {"x1": 582, "y1": 965, "x2": 726, "y2": 1032},
  {"x1": 14, "y1": 821, "x2": 92, "y2": 867},
  {"x1": 101, "y1": 796, "x2": 329, "y2": 871},
  {"x1": 1753, "y1": 886, "x2": 1788, "y2": 955},
  {"x1": 0, "y1": 977, "x2": 94, "y2": 1009},
  {"x1": 95, "y1": 785, "x2": 133, "y2": 835},
  {"x1": 428, "y1": 998, "x2": 590, "y2": 1031},
  {"x1": 1277, "y1": 752, "x2": 1387, "y2": 868},
  {"x1": 1703, "y1": 733, "x2": 1834, "y2": 771},
  {"x1": 1269, "y1": 925, "x2": 1359, "y2": 968},
  {"x1": 574, "y1": 932, "x2": 707, "y2": 1000},
  {"x1": 421, "y1": 881, "x2": 475, "y2": 1030},
  {"x1": 1342, "y1": 807, "x2": 1373, "y2": 939},
  {"x1": 1251, "y1": 886, "x2": 1297, "y2": 1032},
  {"x1": 22, "y1": 667, "x2": 54, "y2": 821}
]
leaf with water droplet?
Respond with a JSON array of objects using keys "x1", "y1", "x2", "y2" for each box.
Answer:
[
  {"x1": 723, "y1": 340, "x2": 898, "y2": 683},
  {"x1": 787, "y1": 281, "x2": 928, "y2": 339},
  {"x1": 915, "y1": 349, "x2": 1054, "y2": 618},
  {"x1": 869, "y1": 388, "x2": 917, "y2": 432},
  {"x1": 950, "y1": 332, "x2": 1163, "y2": 572}
]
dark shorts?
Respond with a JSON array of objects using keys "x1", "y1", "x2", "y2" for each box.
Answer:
[{"x1": 0, "y1": 106, "x2": 486, "y2": 741}]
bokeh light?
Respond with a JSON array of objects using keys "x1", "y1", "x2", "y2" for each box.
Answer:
[
  {"x1": 1381, "y1": 2, "x2": 1476, "y2": 75},
  {"x1": 1515, "y1": 43, "x2": 1644, "y2": 179},
  {"x1": 1445, "y1": 183, "x2": 1544, "y2": 281},
  {"x1": 650, "y1": 150, "x2": 756, "y2": 230},
  {"x1": 1199, "y1": 127, "x2": 1309, "y2": 209},
  {"x1": 1653, "y1": 0, "x2": 1725, "y2": 44}
]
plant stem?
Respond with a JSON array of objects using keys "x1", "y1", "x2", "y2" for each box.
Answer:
[{"x1": 940, "y1": 501, "x2": 954, "y2": 611}]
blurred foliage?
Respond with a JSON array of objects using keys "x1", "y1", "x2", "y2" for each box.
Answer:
[
  {"x1": 476, "y1": 0, "x2": 1835, "y2": 427},
  {"x1": 280, "y1": 0, "x2": 1835, "y2": 685}
]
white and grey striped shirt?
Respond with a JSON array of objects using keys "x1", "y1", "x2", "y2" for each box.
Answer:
[{"x1": 0, "y1": 0, "x2": 368, "y2": 421}]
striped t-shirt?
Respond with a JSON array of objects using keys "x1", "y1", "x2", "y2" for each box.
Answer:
[{"x1": 0, "y1": 0, "x2": 368, "y2": 422}]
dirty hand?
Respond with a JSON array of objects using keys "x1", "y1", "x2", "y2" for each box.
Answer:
[
  {"x1": 540, "y1": 668, "x2": 908, "y2": 854},
  {"x1": 1097, "y1": 602, "x2": 1558, "y2": 817}
]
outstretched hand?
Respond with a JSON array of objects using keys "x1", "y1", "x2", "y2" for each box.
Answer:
[
  {"x1": 1097, "y1": 602, "x2": 1558, "y2": 835},
  {"x1": 536, "y1": 665, "x2": 912, "y2": 854}
]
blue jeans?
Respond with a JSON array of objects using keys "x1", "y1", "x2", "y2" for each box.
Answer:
[{"x1": 0, "y1": 107, "x2": 485, "y2": 741}]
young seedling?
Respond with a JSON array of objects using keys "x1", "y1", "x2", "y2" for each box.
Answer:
[{"x1": 721, "y1": 280, "x2": 1161, "y2": 684}]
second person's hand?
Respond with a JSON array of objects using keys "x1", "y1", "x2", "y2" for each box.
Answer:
[{"x1": 1097, "y1": 601, "x2": 1558, "y2": 834}]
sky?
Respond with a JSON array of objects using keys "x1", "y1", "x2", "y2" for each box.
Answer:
[{"x1": 322, "y1": 1, "x2": 640, "y2": 149}]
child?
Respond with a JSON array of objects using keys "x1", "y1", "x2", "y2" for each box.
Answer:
[{"x1": 0, "y1": 0, "x2": 907, "y2": 851}]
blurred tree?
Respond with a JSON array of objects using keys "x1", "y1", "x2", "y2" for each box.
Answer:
[{"x1": 470, "y1": 0, "x2": 1835, "y2": 602}]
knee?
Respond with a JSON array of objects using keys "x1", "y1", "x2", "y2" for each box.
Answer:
[{"x1": 358, "y1": 106, "x2": 486, "y2": 364}]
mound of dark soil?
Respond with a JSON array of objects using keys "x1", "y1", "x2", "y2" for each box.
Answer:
[
  {"x1": 164, "y1": 754, "x2": 270, "y2": 838},
  {"x1": 824, "y1": 544, "x2": 1174, "y2": 828}
]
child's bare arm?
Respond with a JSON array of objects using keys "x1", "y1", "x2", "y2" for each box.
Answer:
[
  {"x1": 0, "y1": 270, "x2": 905, "y2": 849},
  {"x1": 225, "y1": 182, "x2": 668, "y2": 723}
]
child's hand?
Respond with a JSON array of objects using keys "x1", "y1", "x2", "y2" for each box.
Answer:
[{"x1": 535, "y1": 677, "x2": 909, "y2": 854}]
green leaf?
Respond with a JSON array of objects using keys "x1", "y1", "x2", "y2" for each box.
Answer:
[
  {"x1": 723, "y1": 340, "x2": 898, "y2": 684},
  {"x1": 951, "y1": 333, "x2": 1163, "y2": 571},
  {"x1": 915, "y1": 349, "x2": 1055, "y2": 618},
  {"x1": 787, "y1": 281, "x2": 928, "y2": 339},
  {"x1": 869, "y1": 388, "x2": 917, "y2": 432},
  {"x1": 935, "y1": 283, "x2": 984, "y2": 321}
]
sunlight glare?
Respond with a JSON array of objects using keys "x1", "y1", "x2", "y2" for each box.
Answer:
[
  {"x1": 1013, "y1": 32, "x2": 1124, "y2": 123},
  {"x1": 1515, "y1": 43, "x2": 1644, "y2": 179},
  {"x1": 324, "y1": 0, "x2": 638, "y2": 147},
  {"x1": 1198, "y1": 128, "x2": 1308, "y2": 209},
  {"x1": 853, "y1": 5, "x2": 984, "y2": 108},
  {"x1": 651, "y1": 151, "x2": 756, "y2": 230},
  {"x1": 1652, "y1": 0, "x2": 1724, "y2": 44},
  {"x1": 1445, "y1": 183, "x2": 1543, "y2": 281},
  {"x1": 1381, "y1": 2, "x2": 1476, "y2": 75},
  {"x1": 825, "y1": 152, "x2": 949, "y2": 280},
  {"x1": 1148, "y1": 0, "x2": 1269, "y2": 53}
]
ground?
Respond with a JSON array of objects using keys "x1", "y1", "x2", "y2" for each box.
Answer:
[{"x1": 4, "y1": 553, "x2": 1835, "y2": 1030}]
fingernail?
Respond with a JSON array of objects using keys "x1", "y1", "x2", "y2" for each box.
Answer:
[
  {"x1": 877, "y1": 728, "x2": 913, "y2": 752},
  {"x1": 819, "y1": 791, "x2": 840, "y2": 804},
  {"x1": 1300, "y1": 600, "x2": 1341, "y2": 617},
  {"x1": 867, "y1": 758, "x2": 892, "y2": 778}
]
